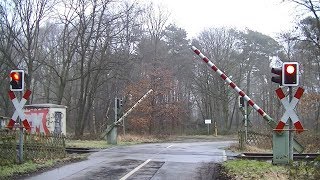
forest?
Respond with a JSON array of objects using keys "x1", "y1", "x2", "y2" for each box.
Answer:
[{"x1": 0, "y1": 0, "x2": 319, "y2": 138}]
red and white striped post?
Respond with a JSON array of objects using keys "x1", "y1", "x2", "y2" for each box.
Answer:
[
  {"x1": 191, "y1": 46, "x2": 276, "y2": 127},
  {"x1": 7, "y1": 90, "x2": 31, "y2": 130},
  {"x1": 7, "y1": 89, "x2": 32, "y2": 164},
  {"x1": 274, "y1": 87, "x2": 304, "y2": 133}
]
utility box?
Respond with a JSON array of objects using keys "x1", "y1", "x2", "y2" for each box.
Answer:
[
  {"x1": 272, "y1": 125, "x2": 289, "y2": 165},
  {"x1": 24, "y1": 104, "x2": 67, "y2": 135},
  {"x1": 0, "y1": 116, "x2": 9, "y2": 129}
]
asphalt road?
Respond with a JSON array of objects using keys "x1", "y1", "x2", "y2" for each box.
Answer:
[{"x1": 27, "y1": 140, "x2": 235, "y2": 180}]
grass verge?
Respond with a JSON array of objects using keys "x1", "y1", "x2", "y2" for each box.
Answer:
[
  {"x1": 0, "y1": 154, "x2": 88, "y2": 179},
  {"x1": 66, "y1": 139, "x2": 111, "y2": 149},
  {"x1": 227, "y1": 143, "x2": 272, "y2": 153},
  {"x1": 222, "y1": 159, "x2": 320, "y2": 180},
  {"x1": 66, "y1": 134, "x2": 167, "y2": 148},
  {"x1": 223, "y1": 160, "x2": 288, "y2": 180},
  {"x1": 118, "y1": 134, "x2": 166, "y2": 144}
]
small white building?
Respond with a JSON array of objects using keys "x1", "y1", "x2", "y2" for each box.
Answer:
[{"x1": 24, "y1": 104, "x2": 67, "y2": 135}]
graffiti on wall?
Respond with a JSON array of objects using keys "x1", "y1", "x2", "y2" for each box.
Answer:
[{"x1": 25, "y1": 108, "x2": 50, "y2": 135}]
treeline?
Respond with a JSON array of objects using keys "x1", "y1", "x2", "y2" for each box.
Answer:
[{"x1": 0, "y1": 0, "x2": 319, "y2": 138}]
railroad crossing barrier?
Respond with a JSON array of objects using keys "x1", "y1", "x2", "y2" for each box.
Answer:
[
  {"x1": 191, "y1": 46, "x2": 304, "y2": 157},
  {"x1": 101, "y1": 89, "x2": 153, "y2": 144}
]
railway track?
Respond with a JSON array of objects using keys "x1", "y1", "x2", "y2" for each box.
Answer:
[
  {"x1": 236, "y1": 152, "x2": 320, "y2": 160},
  {"x1": 65, "y1": 147, "x2": 319, "y2": 162},
  {"x1": 14, "y1": 145, "x2": 99, "y2": 154},
  {"x1": 65, "y1": 147, "x2": 99, "y2": 154}
]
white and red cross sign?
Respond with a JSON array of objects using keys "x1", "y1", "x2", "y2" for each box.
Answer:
[
  {"x1": 7, "y1": 90, "x2": 31, "y2": 130},
  {"x1": 274, "y1": 87, "x2": 304, "y2": 133}
]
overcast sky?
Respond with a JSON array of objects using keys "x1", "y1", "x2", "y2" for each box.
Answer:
[{"x1": 143, "y1": 0, "x2": 298, "y2": 39}]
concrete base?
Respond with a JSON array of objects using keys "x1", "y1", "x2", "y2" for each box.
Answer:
[{"x1": 107, "y1": 126, "x2": 118, "y2": 145}]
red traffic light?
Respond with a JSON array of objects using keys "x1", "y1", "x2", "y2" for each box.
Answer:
[
  {"x1": 285, "y1": 65, "x2": 295, "y2": 74},
  {"x1": 10, "y1": 70, "x2": 24, "y2": 91},
  {"x1": 282, "y1": 62, "x2": 299, "y2": 86},
  {"x1": 11, "y1": 72, "x2": 20, "y2": 81}
]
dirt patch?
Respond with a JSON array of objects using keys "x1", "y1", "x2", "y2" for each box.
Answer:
[
  {"x1": 129, "y1": 161, "x2": 164, "y2": 180},
  {"x1": 109, "y1": 159, "x2": 142, "y2": 166},
  {"x1": 197, "y1": 162, "x2": 234, "y2": 180}
]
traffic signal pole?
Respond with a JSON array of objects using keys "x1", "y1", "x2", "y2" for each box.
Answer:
[
  {"x1": 107, "y1": 98, "x2": 119, "y2": 145},
  {"x1": 191, "y1": 46, "x2": 304, "y2": 153},
  {"x1": 114, "y1": 98, "x2": 118, "y2": 123},
  {"x1": 239, "y1": 96, "x2": 249, "y2": 141},
  {"x1": 8, "y1": 70, "x2": 28, "y2": 163},
  {"x1": 288, "y1": 87, "x2": 293, "y2": 161},
  {"x1": 18, "y1": 91, "x2": 24, "y2": 164},
  {"x1": 244, "y1": 101, "x2": 248, "y2": 141}
]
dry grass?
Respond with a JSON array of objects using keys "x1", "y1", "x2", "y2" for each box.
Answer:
[
  {"x1": 295, "y1": 131, "x2": 320, "y2": 153},
  {"x1": 66, "y1": 134, "x2": 165, "y2": 148},
  {"x1": 118, "y1": 134, "x2": 165, "y2": 144},
  {"x1": 66, "y1": 140, "x2": 111, "y2": 148},
  {"x1": 227, "y1": 143, "x2": 272, "y2": 153},
  {"x1": 67, "y1": 134, "x2": 237, "y2": 148},
  {"x1": 236, "y1": 130, "x2": 320, "y2": 153}
]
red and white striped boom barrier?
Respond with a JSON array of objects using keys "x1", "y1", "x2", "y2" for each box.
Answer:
[
  {"x1": 191, "y1": 46, "x2": 304, "y2": 153},
  {"x1": 115, "y1": 89, "x2": 153, "y2": 126},
  {"x1": 192, "y1": 46, "x2": 275, "y2": 126},
  {"x1": 101, "y1": 89, "x2": 153, "y2": 137}
]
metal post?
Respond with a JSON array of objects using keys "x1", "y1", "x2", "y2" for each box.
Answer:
[
  {"x1": 288, "y1": 87, "x2": 293, "y2": 162},
  {"x1": 123, "y1": 117, "x2": 125, "y2": 135},
  {"x1": 18, "y1": 91, "x2": 23, "y2": 164},
  {"x1": 114, "y1": 98, "x2": 118, "y2": 123},
  {"x1": 19, "y1": 124, "x2": 23, "y2": 163},
  {"x1": 107, "y1": 98, "x2": 119, "y2": 145},
  {"x1": 239, "y1": 131, "x2": 244, "y2": 150},
  {"x1": 244, "y1": 102, "x2": 248, "y2": 142},
  {"x1": 207, "y1": 124, "x2": 210, "y2": 135},
  {"x1": 214, "y1": 121, "x2": 218, "y2": 136}
]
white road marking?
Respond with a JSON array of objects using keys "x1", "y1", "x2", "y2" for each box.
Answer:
[
  {"x1": 222, "y1": 150, "x2": 227, "y2": 161},
  {"x1": 119, "y1": 159, "x2": 151, "y2": 180},
  {"x1": 166, "y1": 145, "x2": 174, "y2": 148},
  {"x1": 120, "y1": 144, "x2": 174, "y2": 180}
]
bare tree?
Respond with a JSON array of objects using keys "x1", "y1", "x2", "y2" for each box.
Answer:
[{"x1": 193, "y1": 27, "x2": 239, "y2": 131}]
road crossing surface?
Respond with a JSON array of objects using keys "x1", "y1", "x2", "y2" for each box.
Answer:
[{"x1": 28, "y1": 140, "x2": 235, "y2": 180}]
